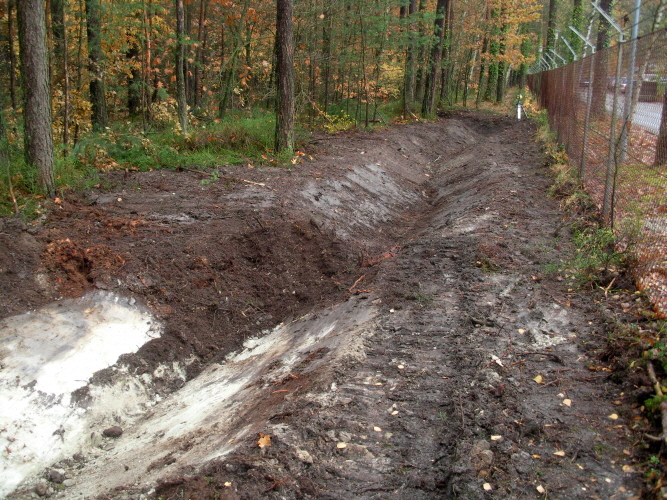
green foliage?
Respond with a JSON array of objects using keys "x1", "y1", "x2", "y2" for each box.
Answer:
[
  {"x1": 71, "y1": 109, "x2": 277, "y2": 173},
  {"x1": 320, "y1": 108, "x2": 356, "y2": 133},
  {"x1": 644, "y1": 322, "x2": 667, "y2": 371},
  {"x1": 645, "y1": 393, "x2": 667, "y2": 413},
  {"x1": 0, "y1": 145, "x2": 41, "y2": 217},
  {"x1": 0, "y1": 109, "x2": 285, "y2": 217},
  {"x1": 566, "y1": 225, "x2": 625, "y2": 287}
]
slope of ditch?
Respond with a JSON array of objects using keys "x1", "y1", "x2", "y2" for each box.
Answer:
[{"x1": 0, "y1": 112, "x2": 649, "y2": 499}]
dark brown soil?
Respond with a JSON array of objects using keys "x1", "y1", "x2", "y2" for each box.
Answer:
[{"x1": 1, "y1": 112, "x2": 657, "y2": 499}]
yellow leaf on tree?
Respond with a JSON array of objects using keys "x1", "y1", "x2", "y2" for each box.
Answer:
[{"x1": 257, "y1": 433, "x2": 271, "y2": 448}]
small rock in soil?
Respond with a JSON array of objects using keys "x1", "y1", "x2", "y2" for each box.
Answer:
[
  {"x1": 103, "y1": 426, "x2": 123, "y2": 438},
  {"x1": 295, "y1": 449, "x2": 313, "y2": 464},
  {"x1": 34, "y1": 480, "x2": 48, "y2": 496},
  {"x1": 48, "y1": 468, "x2": 66, "y2": 484}
]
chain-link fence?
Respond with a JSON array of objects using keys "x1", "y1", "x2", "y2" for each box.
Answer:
[{"x1": 528, "y1": 27, "x2": 667, "y2": 316}]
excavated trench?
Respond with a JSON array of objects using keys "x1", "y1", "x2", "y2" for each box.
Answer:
[{"x1": 1, "y1": 114, "x2": 644, "y2": 499}]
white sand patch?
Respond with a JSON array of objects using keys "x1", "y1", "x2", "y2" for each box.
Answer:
[
  {"x1": 0, "y1": 291, "x2": 160, "y2": 498},
  {"x1": 4, "y1": 296, "x2": 376, "y2": 499}
]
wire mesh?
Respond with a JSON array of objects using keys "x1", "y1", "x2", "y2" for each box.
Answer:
[{"x1": 528, "y1": 27, "x2": 667, "y2": 316}]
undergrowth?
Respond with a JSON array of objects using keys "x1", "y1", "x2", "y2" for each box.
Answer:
[
  {"x1": 0, "y1": 109, "x2": 303, "y2": 218},
  {"x1": 530, "y1": 94, "x2": 667, "y2": 498}
]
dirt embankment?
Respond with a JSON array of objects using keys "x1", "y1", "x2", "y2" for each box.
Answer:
[{"x1": 0, "y1": 112, "x2": 655, "y2": 499}]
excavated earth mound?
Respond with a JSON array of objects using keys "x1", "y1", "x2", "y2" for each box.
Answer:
[{"x1": 0, "y1": 112, "x2": 646, "y2": 499}]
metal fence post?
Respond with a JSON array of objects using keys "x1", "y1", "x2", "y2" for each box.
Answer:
[{"x1": 579, "y1": 55, "x2": 595, "y2": 179}]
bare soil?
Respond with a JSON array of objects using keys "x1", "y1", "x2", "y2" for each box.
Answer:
[{"x1": 0, "y1": 112, "x2": 656, "y2": 499}]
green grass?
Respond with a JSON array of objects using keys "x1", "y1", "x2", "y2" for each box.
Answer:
[
  {"x1": 0, "y1": 108, "x2": 294, "y2": 217},
  {"x1": 561, "y1": 224, "x2": 625, "y2": 288}
]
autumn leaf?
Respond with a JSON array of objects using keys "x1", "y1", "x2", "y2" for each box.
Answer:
[{"x1": 257, "y1": 433, "x2": 271, "y2": 448}]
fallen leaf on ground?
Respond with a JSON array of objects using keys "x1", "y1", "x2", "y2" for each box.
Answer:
[
  {"x1": 483, "y1": 483, "x2": 492, "y2": 491},
  {"x1": 374, "y1": 426, "x2": 382, "y2": 432},
  {"x1": 533, "y1": 374, "x2": 544, "y2": 384},
  {"x1": 609, "y1": 413, "x2": 619, "y2": 420},
  {"x1": 622, "y1": 465, "x2": 634, "y2": 473},
  {"x1": 553, "y1": 450, "x2": 565, "y2": 457},
  {"x1": 336, "y1": 442, "x2": 347, "y2": 449},
  {"x1": 490, "y1": 435, "x2": 502, "y2": 441},
  {"x1": 536, "y1": 484, "x2": 546, "y2": 494},
  {"x1": 563, "y1": 399, "x2": 572, "y2": 407},
  {"x1": 257, "y1": 433, "x2": 271, "y2": 448}
]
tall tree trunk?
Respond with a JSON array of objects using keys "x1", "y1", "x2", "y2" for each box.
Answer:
[
  {"x1": 495, "y1": 11, "x2": 508, "y2": 103},
  {"x1": 275, "y1": 0, "x2": 294, "y2": 153},
  {"x1": 218, "y1": 0, "x2": 249, "y2": 119},
  {"x1": 51, "y1": 0, "x2": 70, "y2": 150},
  {"x1": 414, "y1": 0, "x2": 427, "y2": 105},
  {"x1": 127, "y1": 44, "x2": 142, "y2": 116},
  {"x1": 517, "y1": 34, "x2": 530, "y2": 90},
  {"x1": 568, "y1": 0, "x2": 583, "y2": 59},
  {"x1": 476, "y1": 34, "x2": 488, "y2": 107},
  {"x1": 545, "y1": 0, "x2": 558, "y2": 52},
  {"x1": 7, "y1": 0, "x2": 17, "y2": 110},
  {"x1": 422, "y1": 0, "x2": 448, "y2": 116},
  {"x1": 404, "y1": 0, "x2": 418, "y2": 115},
  {"x1": 176, "y1": 0, "x2": 188, "y2": 134},
  {"x1": 17, "y1": 0, "x2": 55, "y2": 197},
  {"x1": 322, "y1": 2, "x2": 332, "y2": 112},
  {"x1": 484, "y1": 7, "x2": 500, "y2": 102},
  {"x1": 655, "y1": 88, "x2": 667, "y2": 166},
  {"x1": 141, "y1": 0, "x2": 153, "y2": 130},
  {"x1": 51, "y1": 0, "x2": 65, "y2": 66},
  {"x1": 193, "y1": 0, "x2": 207, "y2": 107},
  {"x1": 439, "y1": 0, "x2": 454, "y2": 103},
  {"x1": 85, "y1": 0, "x2": 108, "y2": 131}
]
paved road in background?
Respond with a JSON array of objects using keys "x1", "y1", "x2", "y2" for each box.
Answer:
[{"x1": 605, "y1": 93, "x2": 663, "y2": 134}]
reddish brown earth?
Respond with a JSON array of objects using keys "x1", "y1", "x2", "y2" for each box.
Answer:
[{"x1": 0, "y1": 112, "x2": 659, "y2": 499}]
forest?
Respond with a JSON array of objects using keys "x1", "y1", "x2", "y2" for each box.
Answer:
[{"x1": 0, "y1": 0, "x2": 665, "y2": 214}]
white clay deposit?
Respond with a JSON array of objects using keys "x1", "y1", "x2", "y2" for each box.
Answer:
[{"x1": 0, "y1": 291, "x2": 160, "y2": 497}]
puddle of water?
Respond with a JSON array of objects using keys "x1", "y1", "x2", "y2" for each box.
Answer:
[{"x1": 0, "y1": 291, "x2": 160, "y2": 497}]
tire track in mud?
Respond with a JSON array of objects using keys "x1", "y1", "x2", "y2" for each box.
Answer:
[
  {"x1": 3, "y1": 113, "x2": 644, "y2": 499},
  {"x1": 158, "y1": 114, "x2": 642, "y2": 499}
]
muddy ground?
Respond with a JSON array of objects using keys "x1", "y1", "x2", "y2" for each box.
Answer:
[{"x1": 0, "y1": 112, "x2": 659, "y2": 499}]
